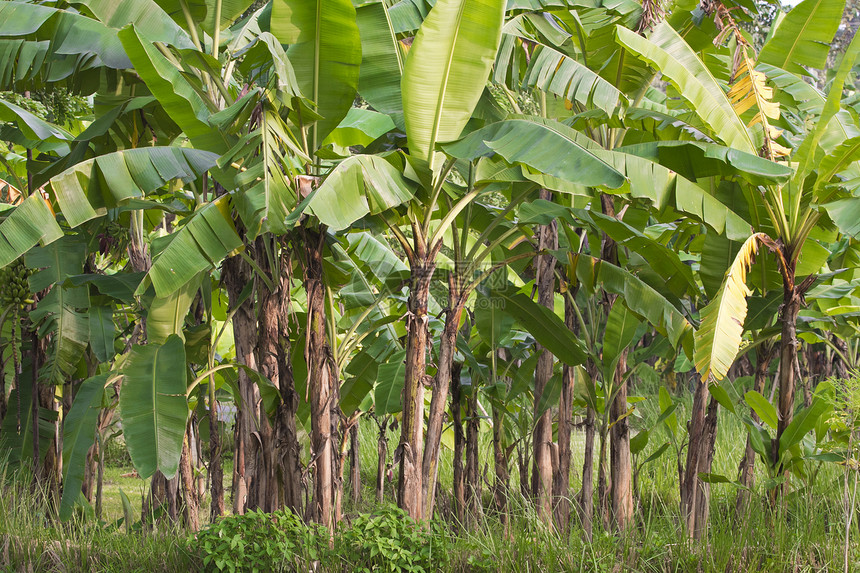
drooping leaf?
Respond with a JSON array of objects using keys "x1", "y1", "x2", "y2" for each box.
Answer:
[
  {"x1": 498, "y1": 291, "x2": 587, "y2": 366},
  {"x1": 374, "y1": 349, "x2": 407, "y2": 415},
  {"x1": 50, "y1": 147, "x2": 219, "y2": 228},
  {"x1": 444, "y1": 117, "x2": 624, "y2": 189},
  {"x1": 143, "y1": 197, "x2": 242, "y2": 298},
  {"x1": 694, "y1": 233, "x2": 766, "y2": 381},
  {"x1": 307, "y1": 155, "x2": 415, "y2": 231},
  {"x1": 602, "y1": 302, "x2": 640, "y2": 380},
  {"x1": 524, "y1": 44, "x2": 628, "y2": 117},
  {"x1": 120, "y1": 334, "x2": 188, "y2": 479},
  {"x1": 0, "y1": 194, "x2": 63, "y2": 268},
  {"x1": 59, "y1": 374, "x2": 108, "y2": 521},
  {"x1": 616, "y1": 22, "x2": 755, "y2": 154}
]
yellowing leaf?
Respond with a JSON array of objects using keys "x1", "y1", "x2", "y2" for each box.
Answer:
[{"x1": 694, "y1": 233, "x2": 769, "y2": 381}]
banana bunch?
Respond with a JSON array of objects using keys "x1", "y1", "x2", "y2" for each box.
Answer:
[{"x1": 0, "y1": 260, "x2": 34, "y2": 309}]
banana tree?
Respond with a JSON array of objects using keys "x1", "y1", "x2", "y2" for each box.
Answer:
[{"x1": 669, "y1": 2, "x2": 860, "y2": 498}]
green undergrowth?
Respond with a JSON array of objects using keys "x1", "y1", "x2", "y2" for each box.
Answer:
[{"x1": 1, "y1": 400, "x2": 859, "y2": 572}]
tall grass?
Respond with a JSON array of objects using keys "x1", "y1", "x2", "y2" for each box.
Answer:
[{"x1": 1, "y1": 391, "x2": 858, "y2": 572}]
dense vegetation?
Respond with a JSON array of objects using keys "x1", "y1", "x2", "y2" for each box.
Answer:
[{"x1": 0, "y1": 0, "x2": 860, "y2": 570}]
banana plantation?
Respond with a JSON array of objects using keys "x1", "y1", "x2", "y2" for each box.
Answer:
[{"x1": 1, "y1": 0, "x2": 860, "y2": 570}]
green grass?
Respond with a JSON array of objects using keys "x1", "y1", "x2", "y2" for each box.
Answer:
[{"x1": 1, "y1": 394, "x2": 859, "y2": 572}]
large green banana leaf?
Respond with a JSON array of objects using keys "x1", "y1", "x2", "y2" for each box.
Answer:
[
  {"x1": 271, "y1": 0, "x2": 361, "y2": 151},
  {"x1": 74, "y1": 0, "x2": 194, "y2": 48},
  {"x1": 50, "y1": 147, "x2": 219, "y2": 228},
  {"x1": 153, "y1": 0, "x2": 255, "y2": 36},
  {"x1": 143, "y1": 196, "x2": 241, "y2": 297},
  {"x1": 443, "y1": 117, "x2": 624, "y2": 188},
  {"x1": 793, "y1": 29, "x2": 860, "y2": 189},
  {"x1": 0, "y1": 2, "x2": 130, "y2": 69},
  {"x1": 146, "y1": 275, "x2": 203, "y2": 345},
  {"x1": 374, "y1": 348, "x2": 408, "y2": 416},
  {"x1": 0, "y1": 194, "x2": 63, "y2": 268},
  {"x1": 616, "y1": 22, "x2": 755, "y2": 154},
  {"x1": 574, "y1": 255, "x2": 692, "y2": 348},
  {"x1": 307, "y1": 155, "x2": 415, "y2": 231},
  {"x1": 499, "y1": 291, "x2": 587, "y2": 366},
  {"x1": 401, "y1": 0, "x2": 505, "y2": 165},
  {"x1": 27, "y1": 237, "x2": 89, "y2": 386},
  {"x1": 356, "y1": 2, "x2": 404, "y2": 129},
  {"x1": 118, "y1": 25, "x2": 231, "y2": 154},
  {"x1": 523, "y1": 45, "x2": 629, "y2": 118},
  {"x1": 757, "y1": 0, "x2": 846, "y2": 76},
  {"x1": 120, "y1": 334, "x2": 188, "y2": 479},
  {"x1": 616, "y1": 141, "x2": 792, "y2": 187},
  {"x1": 602, "y1": 301, "x2": 641, "y2": 381},
  {"x1": 59, "y1": 374, "x2": 108, "y2": 521},
  {"x1": 0, "y1": 99, "x2": 73, "y2": 148}
]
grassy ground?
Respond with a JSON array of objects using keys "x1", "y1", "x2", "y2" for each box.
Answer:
[{"x1": 1, "y1": 391, "x2": 859, "y2": 571}]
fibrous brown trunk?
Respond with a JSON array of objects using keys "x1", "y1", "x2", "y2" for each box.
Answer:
[
  {"x1": 681, "y1": 379, "x2": 720, "y2": 538},
  {"x1": 465, "y1": 384, "x2": 481, "y2": 523},
  {"x1": 223, "y1": 254, "x2": 259, "y2": 515},
  {"x1": 302, "y1": 228, "x2": 335, "y2": 530},
  {"x1": 532, "y1": 189, "x2": 558, "y2": 524},
  {"x1": 376, "y1": 417, "x2": 389, "y2": 504},
  {"x1": 692, "y1": 395, "x2": 719, "y2": 539},
  {"x1": 208, "y1": 385, "x2": 225, "y2": 520},
  {"x1": 422, "y1": 270, "x2": 464, "y2": 519},
  {"x1": 600, "y1": 194, "x2": 633, "y2": 532},
  {"x1": 179, "y1": 434, "x2": 200, "y2": 532},
  {"x1": 349, "y1": 421, "x2": 361, "y2": 505},
  {"x1": 774, "y1": 274, "x2": 803, "y2": 495},
  {"x1": 580, "y1": 404, "x2": 596, "y2": 540},
  {"x1": 258, "y1": 240, "x2": 303, "y2": 515},
  {"x1": 398, "y1": 256, "x2": 434, "y2": 520},
  {"x1": 736, "y1": 345, "x2": 774, "y2": 516},
  {"x1": 609, "y1": 349, "x2": 633, "y2": 530},
  {"x1": 451, "y1": 364, "x2": 466, "y2": 524},
  {"x1": 554, "y1": 296, "x2": 577, "y2": 531}
]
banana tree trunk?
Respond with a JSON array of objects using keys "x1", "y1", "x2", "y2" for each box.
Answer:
[
  {"x1": 736, "y1": 345, "x2": 774, "y2": 516},
  {"x1": 465, "y1": 385, "x2": 481, "y2": 523},
  {"x1": 452, "y1": 363, "x2": 466, "y2": 524},
  {"x1": 258, "y1": 240, "x2": 303, "y2": 514},
  {"x1": 532, "y1": 189, "x2": 558, "y2": 523},
  {"x1": 580, "y1": 404, "x2": 596, "y2": 540},
  {"x1": 609, "y1": 348, "x2": 633, "y2": 530},
  {"x1": 681, "y1": 378, "x2": 720, "y2": 538},
  {"x1": 376, "y1": 417, "x2": 389, "y2": 504},
  {"x1": 208, "y1": 391, "x2": 225, "y2": 520},
  {"x1": 692, "y1": 395, "x2": 719, "y2": 539},
  {"x1": 303, "y1": 228, "x2": 335, "y2": 530},
  {"x1": 179, "y1": 434, "x2": 200, "y2": 532},
  {"x1": 223, "y1": 254, "x2": 260, "y2": 515},
  {"x1": 600, "y1": 195, "x2": 633, "y2": 531},
  {"x1": 554, "y1": 296, "x2": 577, "y2": 531},
  {"x1": 398, "y1": 257, "x2": 435, "y2": 520},
  {"x1": 349, "y1": 421, "x2": 361, "y2": 504},
  {"x1": 422, "y1": 274, "x2": 465, "y2": 519},
  {"x1": 774, "y1": 273, "x2": 802, "y2": 493},
  {"x1": 491, "y1": 401, "x2": 509, "y2": 530}
]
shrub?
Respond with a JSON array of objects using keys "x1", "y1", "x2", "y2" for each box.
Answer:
[
  {"x1": 334, "y1": 505, "x2": 449, "y2": 573},
  {"x1": 188, "y1": 508, "x2": 327, "y2": 572}
]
